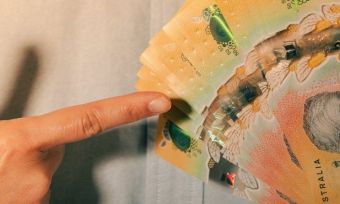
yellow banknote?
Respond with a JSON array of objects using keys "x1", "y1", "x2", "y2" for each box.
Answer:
[
  {"x1": 137, "y1": 1, "x2": 340, "y2": 203},
  {"x1": 137, "y1": 66, "x2": 177, "y2": 97},
  {"x1": 150, "y1": 0, "x2": 339, "y2": 114},
  {"x1": 141, "y1": 31, "x2": 216, "y2": 116},
  {"x1": 156, "y1": 115, "x2": 308, "y2": 203},
  {"x1": 271, "y1": 59, "x2": 340, "y2": 203}
]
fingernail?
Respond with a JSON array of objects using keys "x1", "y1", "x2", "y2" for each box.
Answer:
[{"x1": 148, "y1": 96, "x2": 171, "y2": 113}]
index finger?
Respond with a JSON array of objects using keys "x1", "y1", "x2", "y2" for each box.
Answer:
[{"x1": 19, "y1": 92, "x2": 171, "y2": 149}]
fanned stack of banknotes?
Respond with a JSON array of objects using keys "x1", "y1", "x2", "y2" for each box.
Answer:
[{"x1": 136, "y1": 1, "x2": 340, "y2": 203}]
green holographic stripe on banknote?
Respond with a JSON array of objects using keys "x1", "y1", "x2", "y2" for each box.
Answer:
[{"x1": 204, "y1": 5, "x2": 234, "y2": 43}]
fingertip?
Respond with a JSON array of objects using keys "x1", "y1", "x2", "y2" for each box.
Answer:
[{"x1": 147, "y1": 95, "x2": 172, "y2": 114}]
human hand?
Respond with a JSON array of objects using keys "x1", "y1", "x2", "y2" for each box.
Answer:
[{"x1": 0, "y1": 92, "x2": 171, "y2": 204}]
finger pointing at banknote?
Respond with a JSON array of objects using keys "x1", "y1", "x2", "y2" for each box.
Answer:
[{"x1": 0, "y1": 92, "x2": 171, "y2": 204}]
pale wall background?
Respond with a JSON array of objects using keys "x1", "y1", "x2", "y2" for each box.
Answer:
[{"x1": 0, "y1": 1, "x2": 251, "y2": 203}]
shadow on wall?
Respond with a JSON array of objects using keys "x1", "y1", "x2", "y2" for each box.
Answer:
[
  {"x1": 0, "y1": 47, "x2": 40, "y2": 119},
  {"x1": 50, "y1": 124, "x2": 148, "y2": 204}
]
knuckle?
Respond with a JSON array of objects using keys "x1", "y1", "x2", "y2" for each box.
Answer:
[
  {"x1": 0, "y1": 144, "x2": 14, "y2": 161},
  {"x1": 0, "y1": 136, "x2": 22, "y2": 158},
  {"x1": 38, "y1": 172, "x2": 51, "y2": 190},
  {"x1": 80, "y1": 109, "x2": 104, "y2": 137},
  {"x1": 0, "y1": 120, "x2": 34, "y2": 152},
  {"x1": 30, "y1": 174, "x2": 51, "y2": 202}
]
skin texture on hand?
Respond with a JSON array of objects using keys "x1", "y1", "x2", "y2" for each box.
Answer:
[{"x1": 0, "y1": 92, "x2": 171, "y2": 204}]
